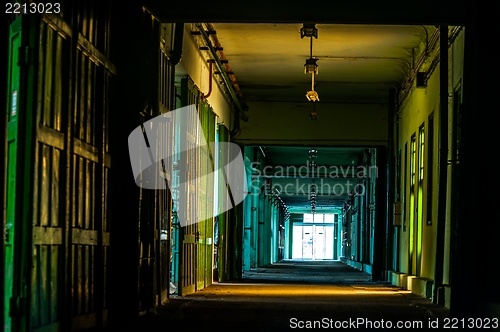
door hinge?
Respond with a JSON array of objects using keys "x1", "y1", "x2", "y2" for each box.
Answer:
[
  {"x1": 9, "y1": 297, "x2": 27, "y2": 316},
  {"x1": 17, "y1": 47, "x2": 33, "y2": 67}
]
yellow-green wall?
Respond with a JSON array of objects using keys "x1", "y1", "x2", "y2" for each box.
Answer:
[{"x1": 394, "y1": 28, "x2": 464, "y2": 284}]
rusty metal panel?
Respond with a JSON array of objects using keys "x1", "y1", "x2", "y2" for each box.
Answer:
[
  {"x1": 31, "y1": 143, "x2": 64, "y2": 331},
  {"x1": 34, "y1": 2, "x2": 112, "y2": 330},
  {"x1": 30, "y1": 19, "x2": 66, "y2": 330},
  {"x1": 68, "y1": 2, "x2": 112, "y2": 329},
  {"x1": 69, "y1": 43, "x2": 109, "y2": 330}
]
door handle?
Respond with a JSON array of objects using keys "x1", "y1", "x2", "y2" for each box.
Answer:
[{"x1": 5, "y1": 223, "x2": 12, "y2": 243}]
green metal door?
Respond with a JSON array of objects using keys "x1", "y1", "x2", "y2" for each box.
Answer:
[
  {"x1": 4, "y1": 18, "x2": 22, "y2": 332},
  {"x1": 197, "y1": 101, "x2": 215, "y2": 290},
  {"x1": 196, "y1": 102, "x2": 207, "y2": 291},
  {"x1": 4, "y1": 15, "x2": 38, "y2": 332}
]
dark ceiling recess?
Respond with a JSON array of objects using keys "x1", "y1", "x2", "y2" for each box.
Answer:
[
  {"x1": 144, "y1": 0, "x2": 466, "y2": 25},
  {"x1": 257, "y1": 146, "x2": 368, "y2": 212}
]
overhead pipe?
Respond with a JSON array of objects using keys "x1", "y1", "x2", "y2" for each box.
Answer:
[
  {"x1": 202, "y1": 60, "x2": 214, "y2": 100},
  {"x1": 424, "y1": 26, "x2": 463, "y2": 86},
  {"x1": 170, "y1": 23, "x2": 184, "y2": 65},
  {"x1": 205, "y1": 23, "x2": 245, "y2": 102},
  {"x1": 195, "y1": 23, "x2": 248, "y2": 138},
  {"x1": 161, "y1": 23, "x2": 185, "y2": 114},
  {"x1": 397, "y1": 27, "x2": 440, "y2": 108}
]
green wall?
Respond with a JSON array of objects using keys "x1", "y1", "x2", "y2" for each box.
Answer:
[{"x1": 394, "y1": 28, "x2": 464, "y2": 283}]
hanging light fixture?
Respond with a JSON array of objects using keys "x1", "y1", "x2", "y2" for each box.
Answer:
[
  {"x1": 308, "y1": 148, "x2": 318, "y2": 168},
  {"x1": 310, "y1": 179, "x2": 317, "y2": 214},
  {"x1": 301, "y1": 23, "x2": 320, "y2": 116},
  {"x1": 304, "y1": 58, "x2": 318, "y2": 75},
  {"x1": 309, "y1": 108, "x2": 319, "y2": 120},
  {"x1": 305, "y1": 57, "x2": 319, "y2": 102},
  {"x1": 300, "y1": 23, "x2": 318, "y2": 39},
  {"x1": 308, "y1": 149, "x2": 318, "y2": 159}
]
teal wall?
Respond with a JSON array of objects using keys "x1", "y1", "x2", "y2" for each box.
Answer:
[
  {"x1": 242, "y1": 146, "x2": 284, "y2": 269},
  {"x1": 340, "y1": 148, "x2": 377, "y2": 271}
]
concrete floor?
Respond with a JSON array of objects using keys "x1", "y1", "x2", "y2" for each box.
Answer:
[{"x1": 104, "y1": 261, "x2": 449, "y2": 331}]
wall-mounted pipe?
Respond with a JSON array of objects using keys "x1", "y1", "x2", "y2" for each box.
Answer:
[
  {"x1": 194, "y1": 23, "x2": 248, "y2": 137},
  {"x1": 170, "y1": 23, "x2": 184, "y2": 65},
  {"x1": 205, "y1": 23, "x2": 245, "y2": 102},
  {"x1": 202, "y1": 60, "x2": 213, "y2": 100}
]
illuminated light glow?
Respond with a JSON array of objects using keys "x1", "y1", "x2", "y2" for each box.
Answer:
[
  {"x1": 416, "y1": 127, "x2": 425, "y2": 274},
  {"x1": 354, "y1": 290, "x2": 411, "y2": 294},
  {"x1": 409, "y1": 134, "x2": 416, "y2": 274},
  {"x1": 306, "y1": 90, "x2": 320, "y2": 102},
  {"x1": 193, "y1": 283, "x2": 408, "y2": 297}
]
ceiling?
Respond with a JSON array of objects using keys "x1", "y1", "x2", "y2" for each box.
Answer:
[
  {"x1": 199, "y1": 23, "x2": 431, "y2": 213},
  {"x1": 212, "y1": 23, "x2": 428, "y2": 104}
]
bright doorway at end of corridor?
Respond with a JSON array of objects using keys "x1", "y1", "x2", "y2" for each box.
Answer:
[{"x1": 292, "y1": 213, "x2": 340, "y2": 260}]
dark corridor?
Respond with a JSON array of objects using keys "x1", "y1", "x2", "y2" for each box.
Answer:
[
  {"x1": 97, "y1": 260, "x2": 450, "y2": 331},
  {"x1": 2, "y1": 1, "x2": 499, "y2": 331}
]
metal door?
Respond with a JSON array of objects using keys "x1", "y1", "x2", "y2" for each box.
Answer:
[
  {"x1": 196, "y1": 102, "x2": 207, "y2": 291},
  {"x1": 66, "y1": 9, "x2": 113, "y2": 329},
  {"x1": 31, "y1": 9, "x2": 112, "y2": 330},
  {"x1": 30, "y1": 17, "x2": 68, "y2": 332},
  {"x1": 205, "y1": 106, "x2": 215, "y2": 287},
  {"x1": 4, "y1": 17, "x2": 23, "y2": 331},
  {"x1": 157, "y1": 36, "x2": 175, "y2": 303},
  {"x1": 4, "y1": 15, "x2": 38, "y2": 332},
  {"x1": 178, "y1": 78, "x2": 199, "y2": 296},
  {"x1": 3, "y1": 16, "x2": 36, "y2": 331},
  {"x1": 137, "y1": 112, "x2": 157, "y2": 312},
  {"x1": 196, "y1": 101, "x2": 215, "y2": 289},
  {"x1": 216, "y1": 125, "x2": 229, "y2": 280}
]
